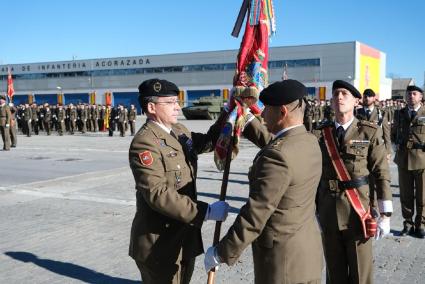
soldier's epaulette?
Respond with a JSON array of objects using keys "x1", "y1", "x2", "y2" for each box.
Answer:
[
  {"x1": 316, "y1": 120, "x2": 333, "y2": 130},
  {"x1": 357, "y1": 120, "x2": 378, "y2": 129}
]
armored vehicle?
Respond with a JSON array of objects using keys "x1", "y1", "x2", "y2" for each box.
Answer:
[{"x1": 181, "y1": 95, "x2": 224, "y2": 120}]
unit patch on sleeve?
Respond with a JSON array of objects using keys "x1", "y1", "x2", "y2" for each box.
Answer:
[{"x1": 139, "y1": 151, "x2": 153, "y2": 166}]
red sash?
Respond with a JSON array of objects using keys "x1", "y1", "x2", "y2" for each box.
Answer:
[{"x1": 322, "y1": 126, "x2": 376, "y2": 239}]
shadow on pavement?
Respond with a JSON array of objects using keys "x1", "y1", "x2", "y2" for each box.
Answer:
[{"x1": 5, "y1": 251, "x2": 140, "y2": 284}]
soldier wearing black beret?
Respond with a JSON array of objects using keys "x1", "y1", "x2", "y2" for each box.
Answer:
[
  {"x1": 393, "y1": 84, "x2": 425, "y2": 238},
  {"x1": 316, "y1": 80, "x2": 392, "y2": 283},
  {"x1": 205, "y1": 79, "x2": 324, "y2": 283},
  {"x1": 129, "y1": 78, "x2": 230, "y2": 284}
]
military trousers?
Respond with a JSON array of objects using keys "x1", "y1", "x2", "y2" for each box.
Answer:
[
  {"x1": 398, "y1": 167, "x2": 425, "y2": 229},
  {"x1": 0, "y1": 125, "x2": 11, "y2": 150},
  {"x1": 129, "y1": 120, "x2": 136, "y2": 135},
  {"x1": 9, "y1": 122, "x2": 17, "y2": 146},
  {"x1": 323, "y1": 229, "x2": 373, "y2": 284},
  {"x1": 135, "y1": 257, "x2": 195, "y2": 284}
]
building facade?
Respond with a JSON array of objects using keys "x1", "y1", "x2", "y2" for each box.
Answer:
[{"x1": 0, "y1": 41, "x2": 392, "y2": 110}]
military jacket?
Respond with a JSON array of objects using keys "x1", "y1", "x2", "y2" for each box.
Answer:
[
  {"x1": 129, "y1": 108, "x2": 137, "y2": 121},
  {"x1": 43, "y1": 109, "x2": 52, "y2": 122},
  {"x1": 356, "y1": 107, "x2": 391, "y2": 154},
  {"x1": 23, "y1": 107, "x2": 32, "y2": 121},
  {"x1": 0, "y1": 104, "x2": 11, "y2": 127},
  {"x1": 128, "y1": 119, "x2": 222, "y2": 268},
  {"x1": 31, "y1": 108, "x2": 38, "y2": 120},
  {"x1": 217, "y1": 119, "x2": 323, "y2": 284},
  {"x1": 394, "y1": 106, "x2": 425, "y2": 170},
  {"x1": 69, "y1": 108, "x2": 77, "y2": 121},
  {"x1": 316, "y1": 118, "x2": 391, "y2": 235},
  {"x1": 57, "y1": 109, "x2": 66, "y2": 121}
]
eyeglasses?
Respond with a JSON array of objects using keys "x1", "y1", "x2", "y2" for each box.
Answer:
[{"x1": 153, "y1": 100, "x2": 180, "y2": 106}]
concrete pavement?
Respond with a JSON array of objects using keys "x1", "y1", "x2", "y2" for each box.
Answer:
[{"x1": 0, "y1": 118, "x2": 424, "y2": 283}]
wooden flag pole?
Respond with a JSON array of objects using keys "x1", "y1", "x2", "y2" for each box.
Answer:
[{"x1": 207, "y1": 132, "x2": 235, "y2": 284}]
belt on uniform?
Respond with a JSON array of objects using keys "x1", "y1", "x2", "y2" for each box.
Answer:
[
  {"x1": 411, "y1": 142, "x2": 425, "y2": 150},
  {"x1": 328, "y1": 176, "x2": 369, "y2": 192}
]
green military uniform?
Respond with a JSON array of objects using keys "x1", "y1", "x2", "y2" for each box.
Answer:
[
  {"x1": 394, "y1": 105, "x2": 425, "y2": 235},
  {"x1": 118, "y1": 107, "x2": 127, "y2": 137},
  {"x1": 43, "y1": 107, "x2": 52, "y2": 135},
  {"x1": 9, "y1": 105, "x2": 17, "y2": 147},
  {"x1": 356, "y1": 106, "x2": 392, "y2": 210},
  {"x1": 23, "y1": 106, "x2": 32, "y2": 136},
  {"x1": 57, "y1": 107, "x2": 66, "y2": 136},
  {"x1": 317, "y1": 118, "x2": 392, "y2": 284},
  {"x1": 128, "y1": 107, "x2": 137, "y2": 135},
  {"x1": 216, "y1": 119, "x2": 323, "y2": 284},
  {"x1": 304, "y1": 102, "x2": 314, "y2": 132},
  {"x1": 69, "y1": 107, "x2": 77, "y2": 134},
  {"x1": 129, "y1": 118, "x2": 223, "y2": 284},
  {"x1": 0, "y1": 101, "x2": 11, "y2": 151}
]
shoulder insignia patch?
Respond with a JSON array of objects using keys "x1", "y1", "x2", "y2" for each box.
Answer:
[{"x1": 139, "y1": 151, "x2": 153, "y2": 166}]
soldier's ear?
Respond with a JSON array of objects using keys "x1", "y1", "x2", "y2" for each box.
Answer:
[{"x1": 354, "y1": 98, "x2": 360, "y2": 107}]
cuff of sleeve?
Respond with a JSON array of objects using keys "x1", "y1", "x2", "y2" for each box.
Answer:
[
  {"x1": 378, "y1": 199, "x2": 393, "y2": 213},
  {"x1": 192, "y1": 201, "x2": 209, "y2": 228}
]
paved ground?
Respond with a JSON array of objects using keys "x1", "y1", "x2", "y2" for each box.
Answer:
[{"x1": 0, "y1": 117, "x2": 424, "y2": 284}]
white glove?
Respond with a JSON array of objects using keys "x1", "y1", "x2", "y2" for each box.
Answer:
[
  {"x1": 204, "y1": 201, "x2": 229, "y2": 221},
  {"x1": 204, "y1": 246, "x2": 221, "y2": 273},
  {"x1": 5, "y1": 124, "x2": 9, "y2": 128},
  {"x1": 375, "y1": 216, "x2": 390, "y2": 240}
]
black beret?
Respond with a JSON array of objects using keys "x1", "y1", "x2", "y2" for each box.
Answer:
[
  {"x1": 0, "y1": 94, "x2": 6, "y2": 100},
  {"x1": 332, "y1": 80, "x2": 361, "y2": 98},
  {"x1": 363, "y1": 88, "x2": 376, "y2": 97},
  {"x1": 407, "y1": 85, "x2": 423, "y2": 94},
  {"x1": 259, "y1": 79, "x2": 307, "y2": 106},
  {"x1": 138, "y1": 78, "x2": 179, "y2": 99}
]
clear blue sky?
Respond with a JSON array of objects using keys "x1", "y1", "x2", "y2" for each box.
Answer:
[{"x1": 2, "y1": 0, "x2": 424, "y2": 87}]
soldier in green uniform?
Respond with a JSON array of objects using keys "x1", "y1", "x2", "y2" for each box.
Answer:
[
  {"x1": 316, "y1": 80, "x2": 393, "y2": 284},
  {"x1": 9, "y1": 103, "x2": 17, "y2": 148},
  {"x1": 69, "y1": 104, "x2": 77, "y2": 135},
  {"x1": 394, "y1": 85, "x2": 425, "y2": 238},
  {"x1": 57, "y1": 104, "x2": 66, "y2": 136},
  {"x1": 205, "y1": 80, "x2": 323, "y2": 284},
  {"x1": 129, "y1": 78, "x2": 230, "y2": 284},
  {"x1": 356, "y1": 89, "x2": 392, "y2": 211},
  {"x1": 128, "y1": 104, "x2": 137, "y2": 136},
  {"x1": 43, "y1": 104, "x2": 52, "y2": 135},
  {"x1": 22, "y1": 103, "x2": 32, "y2": 137},
  {"x1": 0, "y1": 95, "x2": 11, "y2": 151}
]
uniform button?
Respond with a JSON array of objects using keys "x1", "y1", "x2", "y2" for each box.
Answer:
[
  {"x1": 165, "y1": 223, "x2": 170, "y2": 228},
  {"x1": 177, "y1": 164, "x2": 181, "y2": 169}
]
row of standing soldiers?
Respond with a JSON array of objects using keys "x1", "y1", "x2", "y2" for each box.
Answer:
[
  {"x1": 14, "y1": 103, "x2": 138, "y2": 137},
  {"x1": 304, "y1": 97, "x2": 407, "y2": 142}
]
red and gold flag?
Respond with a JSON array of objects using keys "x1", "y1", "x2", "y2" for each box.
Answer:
[
  {"x1": 214, "y1": 0, "x2": 276, "y2": 170},
  {"x1": 7, "y1": 69, "x2": 15, "y2": 101}
]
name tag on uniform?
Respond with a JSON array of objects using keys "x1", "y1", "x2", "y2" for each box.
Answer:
[{"x1": 348, "y1": 140, "x2": 370, "y2": 148}]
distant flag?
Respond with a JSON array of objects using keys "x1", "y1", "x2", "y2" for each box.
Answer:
[
  {"x1": 282, "y1": 62, "x2": 288, "y2": 80},
  {"x1": 7, "y1": 69, "x2": 15, "y2": 102},
  {"x1": 214, "y1": 0, "x2": 276, "y2": 171}
]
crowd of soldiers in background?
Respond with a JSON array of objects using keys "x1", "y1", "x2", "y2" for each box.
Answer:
[
  {"x1": 10, "y1": 102, "x2": 138, "y2": 139},
  {"x1": 303, "y1": 98, "x2": 406, "y2": 140}
]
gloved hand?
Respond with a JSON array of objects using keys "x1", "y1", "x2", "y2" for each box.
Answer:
[
  {"x1": 204, "y1": 246, "x2": 221, "y2": 273},
  {"x1": 375, "y1": 216, "x2": 390, "y2": 240},
  {"x1": 204, "y1": 201, "x2": 230, "y2": 221}
]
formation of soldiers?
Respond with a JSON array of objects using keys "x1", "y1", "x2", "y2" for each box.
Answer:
[
  {"x1": 303, "y1": 97, "x2": 406, "y2": 135},
  {"x1": 16, "y1": 103, "x2": 137, "y2": 135}
]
